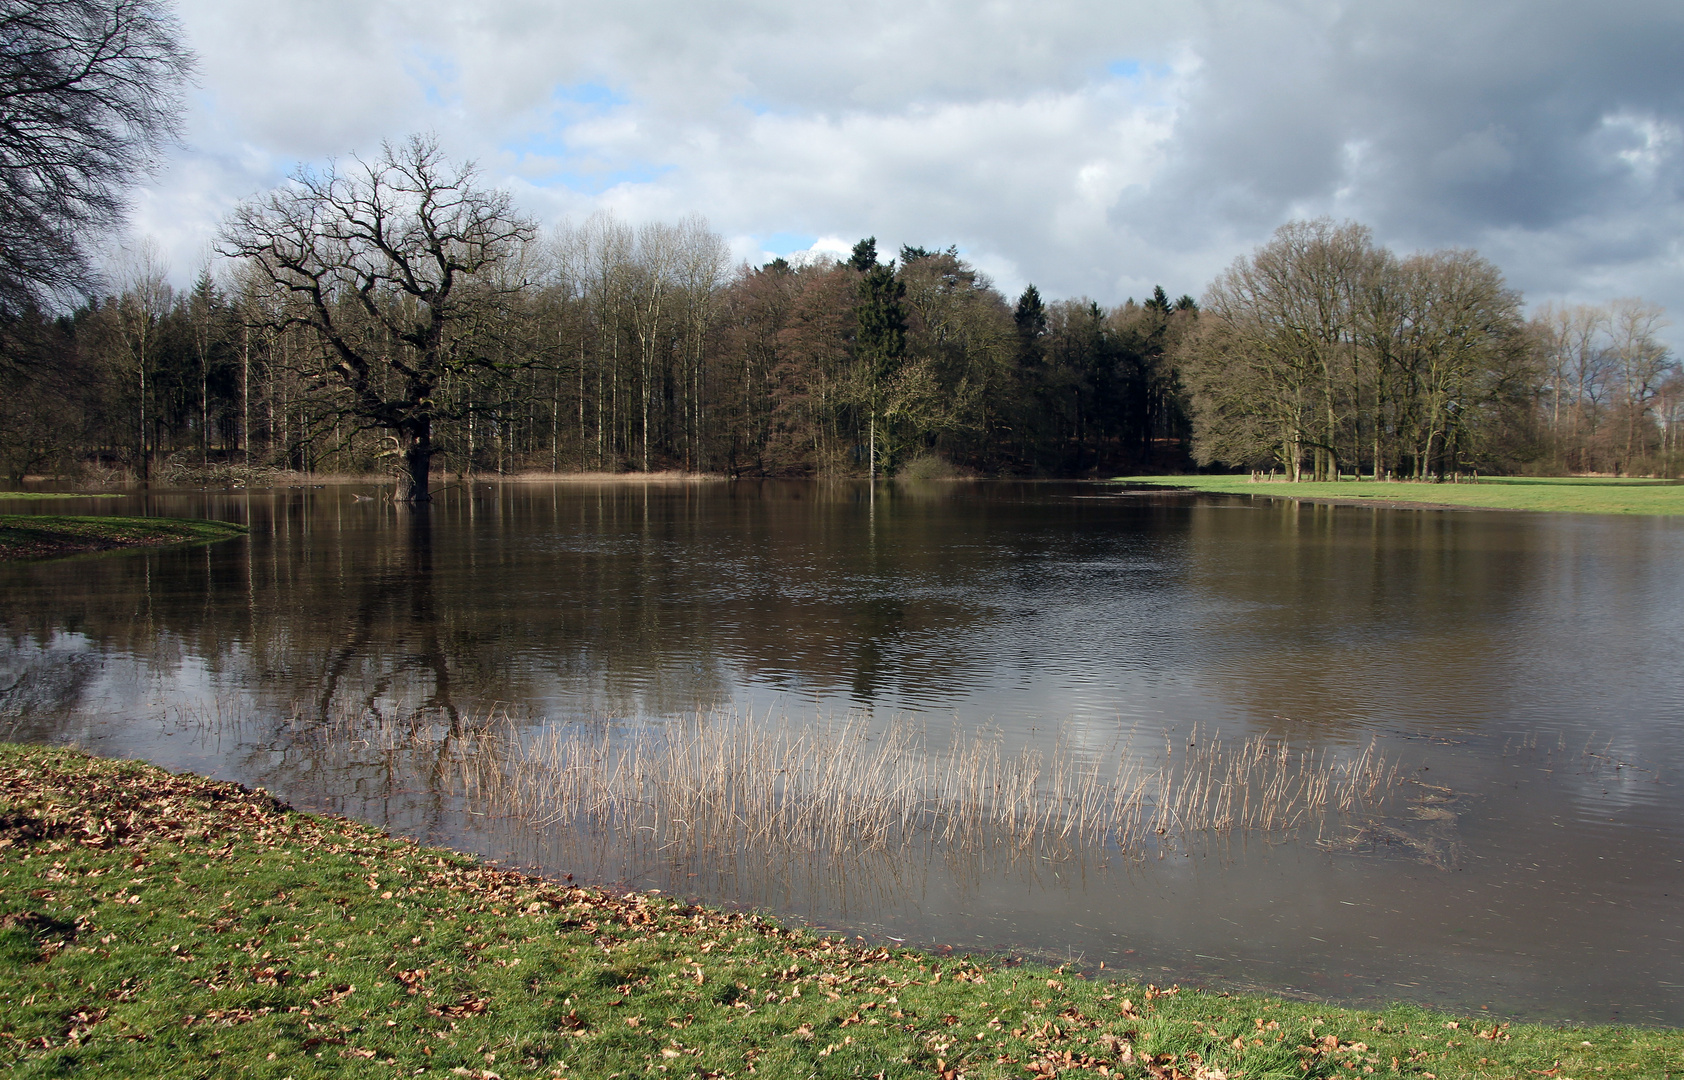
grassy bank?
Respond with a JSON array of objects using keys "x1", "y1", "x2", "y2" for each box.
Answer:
[
  {"x1": 0, "y1": 493, "x2": 118, "y2": 500},
  {"x1": 1, "y1": 745, "x2": 1674, "y2": 1079},
  {"x1": 1117, "y1": 475, "x2": 1684, "y2": 515},
  {"x1": 0, "y1": 515, "x2": 247, "y2": 560}
]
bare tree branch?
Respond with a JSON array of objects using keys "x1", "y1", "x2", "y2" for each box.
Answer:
[
  {"x1": 219, "y1": 134, "x2": 537, "y2": 500},
  {"x1": 0, "y1": 0, "x2": 193, "y2": 318}
]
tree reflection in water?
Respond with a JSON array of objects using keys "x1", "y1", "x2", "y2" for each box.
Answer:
[{"x1": 3, "y1": 481, "x2": 1684, "y2": 1023}]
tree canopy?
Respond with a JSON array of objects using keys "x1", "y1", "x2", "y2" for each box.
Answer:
[
  {"x1": 0, "y1": 0, "x2": 193, "y2": 320},
  {"x1": 219, "y1": 135, "x2": 537, "y2": 500},
  {"x1": 1180, "y1": 219, "x2": 1538, "y2": 480},
  {"x1": 3, "y1": 196, "x2": 1678, "y2": 487}
]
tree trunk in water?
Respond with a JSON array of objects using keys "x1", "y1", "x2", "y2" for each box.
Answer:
[
  {"x1": 394, "y1": 428, "x2": 432, "y2": 502},
  {"x1": 241, "y1": 328, "x2": 250, "y2": 469},
  {"x1": 137, "y1": 346, "x2": 148, "y2": 483}
]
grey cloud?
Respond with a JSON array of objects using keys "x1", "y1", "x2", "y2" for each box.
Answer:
[
  {"x1": 1161, "y1": 1, "x2": 1684, "y2": 240},
  {"x1": 141, "y1": 1, "x2": 1684, "y2": 347}
]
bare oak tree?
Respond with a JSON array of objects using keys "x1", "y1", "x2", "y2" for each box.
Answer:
[{"x1": 220, "y1": 135, "x2": 536, "y2": 500}]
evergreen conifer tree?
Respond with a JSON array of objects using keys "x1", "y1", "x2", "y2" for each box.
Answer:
[
  {"x1": 848, "y1": 237, "x2": 879, "y2": 272},
  {"x1": 854, "y1": 261, "x2": 906, "y2": 477}
]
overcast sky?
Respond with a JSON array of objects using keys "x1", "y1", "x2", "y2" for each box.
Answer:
[{"x1": 134, "y1": 0, "x2": 1684, "y2": 340}]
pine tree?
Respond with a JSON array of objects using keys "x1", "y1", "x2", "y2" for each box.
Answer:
[
  {"x1": 848, "y1": 237, "x2": 879, "y2": 273},
  {"x1": 1014, "y1": 284, "x2": 1047, "y2": 341},
  {"x1": 854, "y1": 262, "x2": 906, "y2": 478}
]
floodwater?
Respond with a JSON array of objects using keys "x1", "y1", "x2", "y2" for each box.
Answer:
[{"x1": 2, "y1": 480, "x2": 1681, "y2": 1024}]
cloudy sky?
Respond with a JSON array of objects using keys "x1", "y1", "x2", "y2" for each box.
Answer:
[{"x1": 135, "y1": 0, "x2": 1684, "y2": 339}]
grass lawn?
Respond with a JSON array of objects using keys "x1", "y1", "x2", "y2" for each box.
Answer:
[
  {"x1": 0, "y1": 515, "x2": 246, "y2": 560},
  {"x1": 0, "y1": 492, "x2": 119, "y2": 500},
  {"x1": 1116, "y1": 475, "x2": 1684, "y2": 516},
  {"x1": 1, "y1": 744, "x2": 1675, "y2": 1079}
]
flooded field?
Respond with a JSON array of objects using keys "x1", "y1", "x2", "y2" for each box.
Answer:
[{"x1": 2, "y1": 480, "x2": 1680, "y2": 1023}]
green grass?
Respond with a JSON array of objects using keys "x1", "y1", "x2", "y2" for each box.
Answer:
[
  {"x1": 1116, "y1": 475, "x2": 1684, "y2": 515},
  {"x1": 0, "y1": 744, "x2": 1675, "y2": 1079},
  {"x1": 0, "y1": 492, "x2": 118, "y2": 500},
  {"x1": 0, "y1": 515, "x2": 246, "y2": 560}
]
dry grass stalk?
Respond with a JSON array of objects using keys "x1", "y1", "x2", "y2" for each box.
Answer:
[{"x1": 434, "y1": 711, "x2": 1401, "y2": 863}]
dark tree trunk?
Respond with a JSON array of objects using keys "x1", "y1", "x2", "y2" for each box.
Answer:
[{"x1": 394, "y1": 424, "x2": 432, "y2": 502}]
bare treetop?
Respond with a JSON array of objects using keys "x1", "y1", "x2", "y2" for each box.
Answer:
[
  {"x1": 228, "y1": 135, "x2": 533, "y2": 331},
  {"x1": 219, "y1": 134, "x2": 538, "y2": 501},
  {"x1": 0, "y1": 0, "x2": 193, "y2": 316}
]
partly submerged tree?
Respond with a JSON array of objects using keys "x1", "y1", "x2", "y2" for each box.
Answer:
[
  {"x1": 220, "y1": 134, "x2": 537, "y2": 500},
  {"x1": 0, "y1": 0, "x2": 193, "y2": 324}
]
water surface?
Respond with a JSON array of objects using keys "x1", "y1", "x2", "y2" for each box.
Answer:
[{"x1": 2, "y1": 480, "x2": 1680, "y2": 1023}]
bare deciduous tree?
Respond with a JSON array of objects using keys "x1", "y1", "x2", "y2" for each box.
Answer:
[
  {"x1": 220, "y1": 135, "x2": 537, "y2": 500},
  {"x1": 1183, "y1": 220, "x2": 1524, "y2": 480},
  {"x1": 1531, "y1": 300, "x2": 1677, "y2": 474},
  {"x1": 110, "y1": 236, "x2": 170, "y2": 478},
  {"x1": 0, "y1": 0, "x2": 192, "y2": 322},
  {"x1": 1608, "y1": 299, "x2": 1671, "y2": 471},
  {"x1": 1187, "y1": 219, "x2": 1382, "y2": 480},
  {"x1": 1390, "y1": 249, "x2": 1525, "y2": 478}
]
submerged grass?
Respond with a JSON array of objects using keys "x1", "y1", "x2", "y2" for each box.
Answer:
[
  {"x1": 1, "y1": 742, "x2": 1678, "y2": 1079},
  {"x1": 0, "y1": 515, "x2": 246, "y2": 560},
  {"x1": 358, "y1": 712, "x2": 1400, "y2": 863},
  {"x1": 1116, "y1": 475, "x2": 1684, "y2": 515}
]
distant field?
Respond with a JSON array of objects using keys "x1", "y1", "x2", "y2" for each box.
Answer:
[{"x1": 1116, "y1": 475, "x2": 1684, "y2": 515}]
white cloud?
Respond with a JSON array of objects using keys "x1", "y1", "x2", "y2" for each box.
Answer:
[{"x1": 125, "y1": 0, "x2": 1684, "y2": 348}]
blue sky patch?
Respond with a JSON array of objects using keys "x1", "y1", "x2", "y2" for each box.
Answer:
[
  {"x1": 501, "y1": 81, "x2": 651, "y2": 189},
  {"x1": 760, "y1": 231, "x2": 818, "y2": 255},
  {"x1": 551, "y1": 81, "x2": 630, "y2": 111},
  {"x1": 733, "y1": 94, "x2": 778, "y2": 117},
  {"x1": 405, "y1": 48, "x2": 460, "y2": 108},
  {"x1": 501, "y1": 131, "x2": 573, "y2": 163}
]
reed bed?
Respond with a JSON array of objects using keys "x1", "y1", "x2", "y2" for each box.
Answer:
[{"x1": 436, "y1": 710, "x2": 1401, "y2": 861}]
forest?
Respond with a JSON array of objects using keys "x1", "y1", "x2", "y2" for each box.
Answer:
[
  {"x1": 1180, "y1": 219, "x2": 1682, "y2": 482},
  {"x1": 0, "y1": 141, "x2": 1678, "y2": 491}
]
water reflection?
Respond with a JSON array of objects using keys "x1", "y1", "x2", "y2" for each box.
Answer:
[{"x1": 1, "y1": 481, "x2": 1682, "y2": 1024}]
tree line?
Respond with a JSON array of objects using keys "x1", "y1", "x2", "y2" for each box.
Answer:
[
  {"x1": 1, "y1": 139, "x2": 1678, "y2": 491},
  {"x1": 1, "y1": 139, "x2": 1197, "y2": 491},
  {"x1": 1, "y1": 6, "x2": 1677, "y2": 491},
  {"x1": 1179, "y1": 219, "x2": 1681, "y2": 481}
]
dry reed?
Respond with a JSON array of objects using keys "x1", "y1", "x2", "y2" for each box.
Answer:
[{"x1": 434, "y1": 710, "x2": 1401, "y2": 862}]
